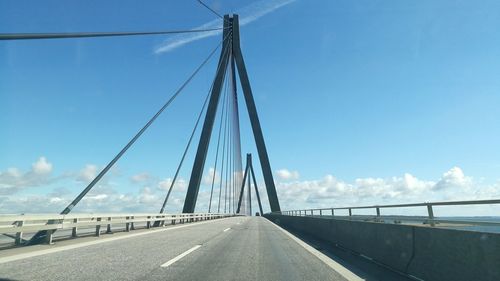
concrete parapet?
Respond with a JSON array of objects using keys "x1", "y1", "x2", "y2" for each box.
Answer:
[
  {"x1": 265, "y1": 214, "x2": 500, "y2": 281},
  {"x1": 408, "y1": 226, "x2": 500, "y2": 281}
]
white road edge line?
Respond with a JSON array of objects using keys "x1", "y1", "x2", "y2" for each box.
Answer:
[
  {"x1": 223, "y1": 228, "x2": 231, "y2": 232},
  {"x1": 267, "y1": 219, "x2": 364, "y2": 281},
  {"x1": 0, "y1": 218, "x2": 230, "y2": 265},
  {"x1": 160, "y1": 244, "x2": 202, "y2": 268}
]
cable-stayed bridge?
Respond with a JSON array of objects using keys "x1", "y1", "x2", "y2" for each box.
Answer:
[{"x1": 1, "y1": 11, "x2": 499, "y2": 281}]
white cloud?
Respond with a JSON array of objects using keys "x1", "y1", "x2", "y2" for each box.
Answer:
[
  {"x1": 0, "y1": 157, "x2": 55, "y2": 195},
  {"x1": 154, "y1": 0, "x2": 296, "y2": 54},
  {"x1": 2, "y1": 159, "x2": 499, "y2": 217},
  {"x1": 77, "y1": 164, "x2": 98, "y2": 183},
  {"x1": 276, "y1": 169, "x2": 300, "y2": 180},
  {"x1": 158, "y1": 178, "x2": 188, "y2": 192},
  {"x1": 276, "y1": 167, "x2": 500, "y2": 216},
  {"x1": 434, "y1": 166, "x2": 471, "y2": 190},
  {"x1": 32, "y1": 157, "x2": 53, "y2": 175},
  {"x1": 84, "y1": 194, "x2": 108, "y2": 202},
  {"x1": 138, "y1": 187, "x2": 159, "y2": 205},
  {"x1": 202, "y1": 167, "x2": 220, "y2": 185},
  {"x1": 131, "y1": 172, "x2": 151, "y2": 183}
]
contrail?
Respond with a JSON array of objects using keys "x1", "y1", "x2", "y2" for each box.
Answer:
[{"x1": 154, "y1": 0, "x2": 296, "y2": 54}]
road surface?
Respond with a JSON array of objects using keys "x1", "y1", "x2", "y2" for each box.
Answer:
[{"x1": 0, "y1": 217, "x2": 355, "y2": 281}]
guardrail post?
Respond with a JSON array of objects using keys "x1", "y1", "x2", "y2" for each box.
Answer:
[
  {"x1": 15, "y1": 220, "x2": 24, "y2": 245},
  {"x1": 376, "y1": 207, "x2": 380, "y2": 217},
  {"x1": 310, "y1": 210, "x2": 313, "y2": 216},
  {"x1": 72, "y1": 218, "x2": 78, "y2": 237},
  {"x1": 319, "y1": 209, "x2": 322, "y2": 216},
  {"x1": 126, "y1": 216, "x2": 131, "y2": 232},
  {"x1": 331, "y1": 209, "x2": 334, "y2": 216},
  {"x1": 172, "y1": 215, "x2": 176, "y2": 225},
  {"x1": 348, "y1": 208, "x2": 352, "y2": 217},
  {"x1": 95, "y1": 218, "x2": 101, "y2": 237},
  {"x1": 45, "y1": 230, "x2": 54, "y2": 244},
  {"x1": 427, "y1": 204, "x2": 435, "y2": 226},
  {"x1": 106, "y1": 217, "x2": 112, "y2": 234},
  {"x1": 131, "y1": 216, "x2": 136, "y2": 230},
  {"x1": 146, "y1": 216, "x2": 151, "y2": 229}
]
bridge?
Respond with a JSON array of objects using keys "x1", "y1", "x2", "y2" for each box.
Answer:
[{"x1": 1, "y1": 8, "x2": 500, "y2": 281}]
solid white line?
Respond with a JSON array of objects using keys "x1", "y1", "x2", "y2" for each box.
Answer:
[
  {"x1": 223, "y1": 228, "x2": 231, "y2": 232},
  {"x1": 160, "y1": 245, "x2": 202, "y2": 268},
  {"x1": 0, "y1": 218, "x2": 230, "y2": 265},
  {"x1": 267, "y1": 219, "x2": 364, "y2": 281}
]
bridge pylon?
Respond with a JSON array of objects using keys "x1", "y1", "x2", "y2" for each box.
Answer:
[
  {"x1": 236, "y1": 153, "x2": 264, "y2": 215},
  {"x1": 182, "y1": 14, "x2": 281, "y2": 213}
]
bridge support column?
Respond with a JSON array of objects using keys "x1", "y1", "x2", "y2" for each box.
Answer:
[
  {"x1": 106, "y1": 217, "x2": 112, "y2": 234},
  {"x1": 232, "y1": 15, "x2": 281, "y2": 213},
  {"x1": 15, "y1": 221, "x2": 24, "y2": 245},
  {"x1": 182, "y1": 15, "x2": 231, "y2": 213},
  {"x1": 95, "y1": 218, "x2": 101, "y2": 237},
  {"x1": 45, "y1": 230, "x2": 54, "y2": 244},
  {"x1": 126, "y1": 217, "x2": 131, "y2": 232},
  {"x1": 182, "y1": 14, "x2": 281, "y2": 214},
  {"x1": 71, "y1": 218, "x2": 78, "y2": 237}
]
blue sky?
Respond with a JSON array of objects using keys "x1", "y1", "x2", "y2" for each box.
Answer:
[{"x1": 1, "y1": 0, "x2": 500, "y2": 215}]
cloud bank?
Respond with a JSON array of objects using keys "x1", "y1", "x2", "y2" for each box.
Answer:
[
  {"x1": 0, "y1": 157, "x2": 54, "y2": 195},
  {"x1": 1, "y1": 157, "x2": 499, "y2": 216}
]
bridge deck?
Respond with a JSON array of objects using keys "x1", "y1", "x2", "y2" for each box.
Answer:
[{"x1": 0, "y1": 217, "x2": 353, "y2": 281}]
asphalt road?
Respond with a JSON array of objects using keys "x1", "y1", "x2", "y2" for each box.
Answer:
[{"x1": 0, "y1": 217, "x2": 352, "y2": 281}]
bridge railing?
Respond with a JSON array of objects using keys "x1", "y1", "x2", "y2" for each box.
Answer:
[
  {"x1": 276, "y1": 198, "x2": 500, "y2": 228},
  {"x1": 0, "y1": 213, "x2": 235, "y2": 245}
]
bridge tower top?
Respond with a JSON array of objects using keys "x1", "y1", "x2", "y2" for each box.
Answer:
[{"x1": 182, "y1": 14, "x2": 281, "y2": 213}]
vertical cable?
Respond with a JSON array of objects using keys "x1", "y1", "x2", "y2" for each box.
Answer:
[
  {"x1": 224, "y1": 83, "x2": 231, "y2": 213},
  {"x1": 207, "y1": 67, "x2": 229, "y2": 213},
  {"x1": 217, "y1": 73, "x2": 230, "y2": 213},
  {"x1": 159, "y1": 37, "x2": 231, "y2": 214}
]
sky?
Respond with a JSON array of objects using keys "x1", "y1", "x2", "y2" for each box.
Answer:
[{"x1": 1, "y1": 0, "x2": 500, "y2": 216}]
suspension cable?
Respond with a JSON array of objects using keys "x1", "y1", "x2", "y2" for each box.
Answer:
[
  {"x1": 0, "y1": 27, "x2": 225, "y2": 40},
  {"x1": 230, "y1": 54, "x2": 244, "y2": 214},
  {"x1": 159, "y1": 85, "x2": 210, "y2": 214},
  {"x1": 158, "y1": 36, "x2": 232, "y2": 213},
  {"x1": 207, "y1": 72, "x2": 229, "y2": 213},
  {"x1": 197, "y1": 0, "x2": 225, "y2": 20},
  {"x1": 224, "y1": 86, "x2": 231, "y2": 213},
  {"x1": 58, "y1": 35, "x2": 228, "y2": 215},
  {"x1": 229, "y1": 71, "x2": 234, "y2": 214},
  {"x1": 217, "y1": 73, "x2": 230, "y2": 213}
]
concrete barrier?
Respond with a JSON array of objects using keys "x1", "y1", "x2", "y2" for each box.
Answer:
[
  {"x1": 265, "y1": 214, "x2": 500, "y2": 281},
  {"x1": 408, "y1": 227, "x2": 500, "y2": 281}
]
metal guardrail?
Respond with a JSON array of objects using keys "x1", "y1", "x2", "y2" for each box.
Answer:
[
  {"x1": 0, "y1": 213, "x2": 235, "y2": 245},
  {"x1": 276, "y1": 199, "x2": 500, "y2": 228}
]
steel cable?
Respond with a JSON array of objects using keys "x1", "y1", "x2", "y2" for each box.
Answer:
[
  {"x1": 158, "y1": 36, "x2": 232, "y2": 213},
  {"x1": 58, "y1": 34, "x2": 229, "y2": 215},
  {"x1": 0, "y1": 27, "x2": 225, "y2": 40}
]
